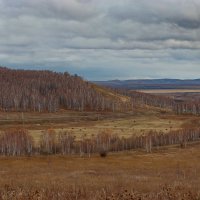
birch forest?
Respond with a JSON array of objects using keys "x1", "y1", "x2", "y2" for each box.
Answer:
[{"x1": 0, "y1": 67, "x2": 128, "y2": 112}]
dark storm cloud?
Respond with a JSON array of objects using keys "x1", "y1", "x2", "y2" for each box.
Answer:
[{"x1": 0, "y1": 0, "x2": 200, "y2": 80}]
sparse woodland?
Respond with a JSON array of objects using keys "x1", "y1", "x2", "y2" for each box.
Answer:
[
  {"x1": 1, "y1": 67, "x2": 200, "y2": 115},
  {"x1": 0, "y1": 128, "x2": 199, "y2": 156},
  {"x1": 127, "y1": 90, "x2": 200, "y2": 115},
  {"x1": 0, "y1": 67, "x2": 129, "y2": 112}
]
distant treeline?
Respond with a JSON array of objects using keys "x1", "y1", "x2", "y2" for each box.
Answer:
[
  {"x1": 0, "y1": 128, "x2": 199, "y2": 156},
  {"x1": 0, "y1": 67, "x2": 130, "y2": 112},
  {"x1": 118, "y1": 89, "x2": 200, "y2": 115}
]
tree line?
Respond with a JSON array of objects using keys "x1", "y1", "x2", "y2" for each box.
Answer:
[
  {"x1": 0, "y1": 128, "x2": 199, "y2": 156},
  {"x1": 122, "y1": 90, "x2": 200, "y2": 115}
]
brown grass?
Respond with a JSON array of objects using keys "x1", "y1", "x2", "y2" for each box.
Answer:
[
  {"x1": 0, "y1": 111, "x2": 197, "y2": 144},
  {"x1": 91, "y1": 83, "x2": 131, "y2": 103},
  {"x1": 138, "y1": 89, "x2": 200, "y2": 94},
  {"x1": 0, "y1": 144, "x2": 200, "y2": 199},
  {"x1": 0, "y1": 109, "x2": 200, "y2": 199}
]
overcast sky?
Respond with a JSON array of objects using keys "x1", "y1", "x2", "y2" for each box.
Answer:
[{"x1": 0, "y1": 0, "x2": 200, "y2": 80}]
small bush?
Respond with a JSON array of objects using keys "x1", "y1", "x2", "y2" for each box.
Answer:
[{"x1": 99, "y1": 149, "x2": 108, "y2": 157}]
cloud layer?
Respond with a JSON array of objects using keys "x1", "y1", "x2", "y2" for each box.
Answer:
[{"x1": 0, "y1": 0, "x2": 200, "y2": 80}]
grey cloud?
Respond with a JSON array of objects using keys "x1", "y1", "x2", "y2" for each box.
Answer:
[
  {"x1": 0, "y1": 0, "x2": 200, "y2": 80},
  {"x1": 1, "y1": 0, "x2": 97, "y2": 21},
  {"x1": 109, "y1": 0, "x2": 200, "y2": 29}
]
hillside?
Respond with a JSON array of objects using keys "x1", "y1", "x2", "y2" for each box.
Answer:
[
  {"x1": 0, "y1": 67, "x2": 131, "y2": 112},
  {"x1": 2, "y1": 67, "x2": 200, "y2": 115}
]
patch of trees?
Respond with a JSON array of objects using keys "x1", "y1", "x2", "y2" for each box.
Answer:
[
  {"x1": 0, "y1": 128, "x2": 200, "y2": 156},
  {"x1": 0, "y1": 67, "x2": 130, "y2": 112},
  {"x1": 124, "y1": 90, "x2": 200, "y2": 115},
  {"x1": 0, "y1": 129, "x2": 33, "y2": 156},
  {"x1": 173, "y1": 101, "x2": 200, "y2": 115},
  {"x1": 128, "y1": 91, "x2": 175, "y2": 110}
]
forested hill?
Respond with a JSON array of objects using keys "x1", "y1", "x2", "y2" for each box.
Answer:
[{"x1": 0, "y1": 67, "x2": 130, "y2": 112}]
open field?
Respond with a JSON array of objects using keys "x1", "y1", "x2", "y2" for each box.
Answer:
[
  {"x1": 138, "y1": 89, "x2": 200, "y2": 94},
  {"x1": 0, "y1": 144, "x2": 200, "y2": 199},
  {"x1": 0, "y1": 110, "x2": 197, "y2": 143},
  {"x1": 137, "y1": 89, "x2": 200, "y2": 103}
]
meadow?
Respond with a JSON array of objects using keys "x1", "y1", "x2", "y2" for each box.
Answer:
[
  {"x1": 0, "y1": 144, "x2": 200, "y2": 199},
  {"x1": 0, "y1": 110, "x2": 196, "y2": 142}
]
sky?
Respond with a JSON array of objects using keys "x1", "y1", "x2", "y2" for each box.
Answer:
[{"x1": 0, "y1": 0, "x2": 200, "y2": 80}]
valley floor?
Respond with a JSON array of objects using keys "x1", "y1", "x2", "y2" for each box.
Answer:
[
  {"x1": 0, "y1": 110, "x2": 199, "y2": 143},
  {"x1": 0, "y1": 109, "x2": 200, "y2": 199},
  {"x1": 0, "y1": 144, "x2": 200, "y2": 199}
]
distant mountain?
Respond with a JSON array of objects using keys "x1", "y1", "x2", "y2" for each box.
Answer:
[{"x1": 94, "y1": 79, "x2": 200, "y2": 90}]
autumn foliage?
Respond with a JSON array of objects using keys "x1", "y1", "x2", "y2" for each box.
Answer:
[
  {"x1": 127, "y1": 90, "x2": 200, "y2": 115},
  {"x1": 0, "y1": 128, "x2": 200, "y2": 156},
  {"x1": 1, "y1": 66, "x2": 200, "y2": 115},
  {"x1": 0, "y1": 67, "x2": 129, "y2": 112},
  {"x1": 0, "y1": 129, "x2": 33, "y2": 156}
]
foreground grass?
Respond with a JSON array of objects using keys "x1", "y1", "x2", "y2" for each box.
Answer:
[{"x1": 0, "y1": 144, "x2": 200, "y2": 199}]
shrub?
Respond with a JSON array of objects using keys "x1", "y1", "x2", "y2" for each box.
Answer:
[{"x1": 99, "y1": 149, "x2": 108, "y2": 157}]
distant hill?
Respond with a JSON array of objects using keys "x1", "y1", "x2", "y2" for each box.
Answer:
[
  {"x1": 0, "y1": 67, "x2": 130, "y2": 112},
  {"x1": 94, "y1": 79, "x2": 200, "y2": 90}
]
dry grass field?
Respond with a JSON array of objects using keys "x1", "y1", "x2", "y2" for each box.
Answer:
[
  {"x1": 0, "y1": 110, "x2": 196, "y2": 143},
  {"x1": 1, "y1": 107, "x2": 200, "y2": 199},
  {"x1": 138, "y1": 89, "x2": 200, "y2": 103},
  {"x1": 0, "y1": 144, "x2": 200, "y2": 199},
  {"x1": 138, "y1": 89, "x2": 200, "y2": 94}
]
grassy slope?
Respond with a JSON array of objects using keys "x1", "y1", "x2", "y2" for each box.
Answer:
[{"x1": 91, "y1": 83, "x2": 131, "y2": 103}]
